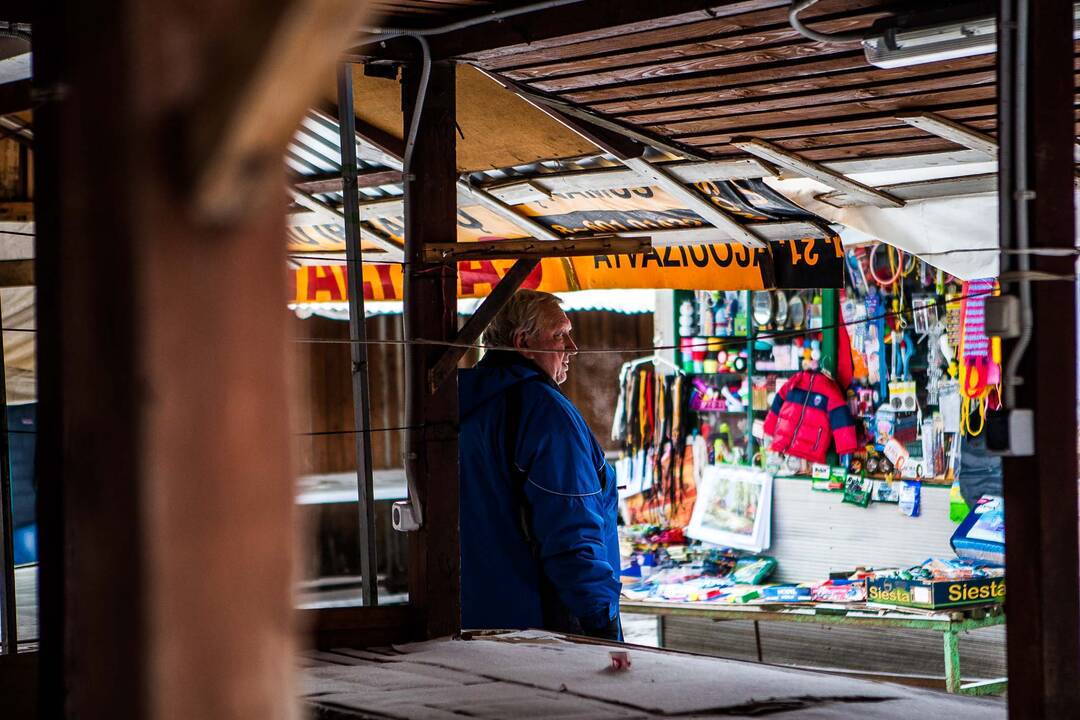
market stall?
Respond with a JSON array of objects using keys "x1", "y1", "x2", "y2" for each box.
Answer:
[{"x1": 613, "y1": 241, "x2": 1007, "y2": 692}]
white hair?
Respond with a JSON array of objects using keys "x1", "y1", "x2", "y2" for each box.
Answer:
[{"x1": 482, "y1": 289, "x2": 564, "y2": 349}]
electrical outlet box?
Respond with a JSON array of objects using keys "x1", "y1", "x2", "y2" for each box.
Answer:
[
  {"x1": 986, "y1": 408, "x2": 1034, "y2": 456},
  {"x1": 392, "y1": 501, "x2": 421, "y2": 532},
  {"x1": 984, "y1": 295, "x2": 1021, "y2": 338}
]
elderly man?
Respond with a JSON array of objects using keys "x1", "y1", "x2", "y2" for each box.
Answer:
[{"x1": 459, "y1": 289, "x2": 622, "y2": 639}]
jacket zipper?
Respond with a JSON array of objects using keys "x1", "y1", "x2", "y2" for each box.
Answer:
[{"x1": 790, "y1": 372, "x2": 817, "y2": 450}]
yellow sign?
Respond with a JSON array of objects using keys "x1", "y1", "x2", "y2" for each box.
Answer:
[{"x1": 290, "y1": 241, "x2": 784, "y2": 304}]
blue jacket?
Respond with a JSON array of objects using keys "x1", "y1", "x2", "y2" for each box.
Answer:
[{"x1": 459, "y1": 352, "x2": 621, "y2": 632}]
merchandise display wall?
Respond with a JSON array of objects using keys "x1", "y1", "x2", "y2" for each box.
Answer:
[{"x1": 614, "y1": 241, "x2": 1006, "y2": 690}]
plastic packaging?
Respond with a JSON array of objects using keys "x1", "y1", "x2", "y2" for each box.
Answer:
[{"x1": 898, "y1": 480, "x2": 921, "y2": 517}]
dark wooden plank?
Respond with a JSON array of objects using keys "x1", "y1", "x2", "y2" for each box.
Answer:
[
  {"x1": 435, "y1": 0, "x2": 792, "y2": 62},
  {"x1": 295, "y1": 169, "x2": 404, "y2": 194},
  {"x1": 699, "y1": 118, "x2": 999, "y2": 155},
  {"x1": 304, "y1": 604, "x2": 415, "y2": 649},
  {"x1": 658, "y1": 86, "x2": 1000, "y2": 137},
  {"x1": 681, "y1": 104, "x2": 1000, "y2": 146},
  {"x1": 999, "y1": 1, "x2": 1080, "y2": 718},
  {"x1": 528, "y1": 45, "x2": 864, "y2": 94},
  {"x1": 401, "y1": 60, "x2": 460, "y2": 641},
  {"x1": 563, "y1": 51, "x2": 867, "y2": 103},
  {"x1": 727, "y1": 136, "x2": 967, "y2": 162},
  {"x1": 501, "y1": 11, "x2": 890, "y2": 83},
  {"x1": 622, "y1": 67, "x2": 997, "y2": 125},
  {"x1": 480, "y1": 0, "x2": 885, "y2": 71},
  {"x1": 592, "y1": 53, "x2": 1004, "y2": 115}
]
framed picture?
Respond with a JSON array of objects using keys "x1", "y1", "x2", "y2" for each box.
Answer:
[{"x1": 686, "y1": 465, "x2": 773, "y2": 552}]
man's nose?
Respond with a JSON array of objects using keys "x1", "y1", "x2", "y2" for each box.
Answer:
[{"x1": 566, "y1": 335, "x2": 578, "y2": 355}]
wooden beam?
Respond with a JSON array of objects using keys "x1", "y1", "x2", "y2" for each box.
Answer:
[
  {"x1": 33, "y1": 0, "x2": 377, "y2": 717},
  {"x1": 423, "y1": 235, "x2": 651, "y2": 262},
  {"x1": 350, "y1": 1, "x2": 786, "y2": 62},
  {"x1": 999, "y1": 0, "x2": 1080, "y2": 717},
  {"x1": 402, "y1": 60, "x2": 460, "y2": 641},
  {"x1": 733, "y1": 138, "x2": 905, "y2": 208},
  {"x1": 304, "y1": 604, "x2": 415, "y2": 650},
  {"x1": 189, "y1": 0, "x2": 374, "y2": 222},
  {"x1": 293, "y1": 169, "x2": 403, "y2": 195},
  {"x1": 428, "y1": 258, "x2": 539, "y2": 393},
  {"x1": 621, "y1": 156, "x2": 767, "y2": 248},
  {"x1": 897, "y1": 112, "x2": 999, "y2": 156}
]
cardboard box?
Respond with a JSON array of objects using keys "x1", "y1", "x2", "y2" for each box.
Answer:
[{"x1": 866, "y1": 576, "x2": 1005, "y2": 609}]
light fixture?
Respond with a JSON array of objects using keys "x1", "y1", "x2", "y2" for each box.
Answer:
[
  {"x1": 790, "y1": 0, "x2": 1080, "y2": 70},
  {"x1": 861, "y1": 6, "x2": 1080, "y2": 69},
  {"x1": 862, "y1": 16, "x2": 997, "y2": 69}
]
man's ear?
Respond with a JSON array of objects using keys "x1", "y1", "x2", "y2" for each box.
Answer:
[{"x1": 512, "y1": 330, "x2": 528, "y2": 350}]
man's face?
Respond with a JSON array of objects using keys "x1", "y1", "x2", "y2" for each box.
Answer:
[{"x1": 515, "y1": 308, "x2": 578, "y2": 385}]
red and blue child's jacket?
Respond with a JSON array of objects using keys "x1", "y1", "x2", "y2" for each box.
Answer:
[{"x1": 763, "y1": 370, "x2": 858, "y2": 464}]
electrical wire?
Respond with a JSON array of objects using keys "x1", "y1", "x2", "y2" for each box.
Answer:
[
  {"x1": 295, "y1": 424, "x2": 423, "y2": 437},
  {"x1": 292, "y1": 287, "x2": 1000, "y2": 354},
  {"x1": 789, "y1": 0, "x2": 867, "y2": 45}
]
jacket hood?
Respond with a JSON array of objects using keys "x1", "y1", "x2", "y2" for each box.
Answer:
[{"x1": 459, "y1": 351, "x2": 553, "y2": 416}]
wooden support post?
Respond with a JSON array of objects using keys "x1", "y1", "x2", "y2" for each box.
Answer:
[
  {"x1": 402, "y1": 60, "x2": 461, "y2": 640},
  {"x1": 0, "y1": 290, "x2": 13, "y2": 656},
  {"x1": 33, "y1": 0, "x2": 375, "y2": 716},
  {"x1": 337, "y1": 63, "x2": 379, "y2": 608},
  {"x1": 428, "y1": 258, "x2": 539, "y2": 393},
  {"x1": 998, "y1": 1, "x2": 1080, "y2": 718}
]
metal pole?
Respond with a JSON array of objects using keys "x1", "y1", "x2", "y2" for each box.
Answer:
[
  {"x1": 0, "y1": 292, "x2": 14, "y2": 654},
  {"x1": 336, "y1": 62, "x2": 378, "y2": 607}
]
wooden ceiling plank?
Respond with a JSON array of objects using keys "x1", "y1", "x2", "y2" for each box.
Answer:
[
  {"x1": 353, "y1": 1, "x2": 790, "y2": 62},
  {"x1": 591, "y1": 53, "x2": 1004, "y2": 114},
  {"x1": 479, "y1": 0, "x2": 885, "y2": 71},
  {"x1": 897, "y1": 112, "x2": 1000, "y2": 156},
  {"x1": 701, "y1": 120, "x2": 996, "y2": 154},
  {"x1": 527, "y1": 43, "x2": 860, "y2": 93},
  {"x1": 733, "y1": 138, "x2": 904, "y2": 207},
  {"x1": 445, "y1": 1, "x2": 790, "y2": 62},
  {"x1": 765, "y1": 137, "x2": 969, "y2": 163},
  {"x1": 562, "y1": 52, "x2": 865, "y2": 103},
  {"x1": 563, "y1": 41, "x2": 1080, "y2": 104},
  {"x1": 621, "y1": 68, "x2": 997, "y2": 125},
  {"x1": 658, "y1": 85, "x2": 1001, "y2": 138},
  {"x1": 621, "y1": 156, "x2": 767, "y2": 248},
  {"x1": 500, "y1": 12, "x2": 890, "y2": 82},
  {"x1": 682, "y1": 105, "x2": 1001, "y2": 146}
]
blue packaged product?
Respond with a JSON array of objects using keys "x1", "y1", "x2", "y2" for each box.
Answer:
[
  {"x1": 760, "y1": 584, "x2": 812, "y2": 602},
  {"x1": 898, "y1": 480, "x2": 921, "y2": 517}
]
